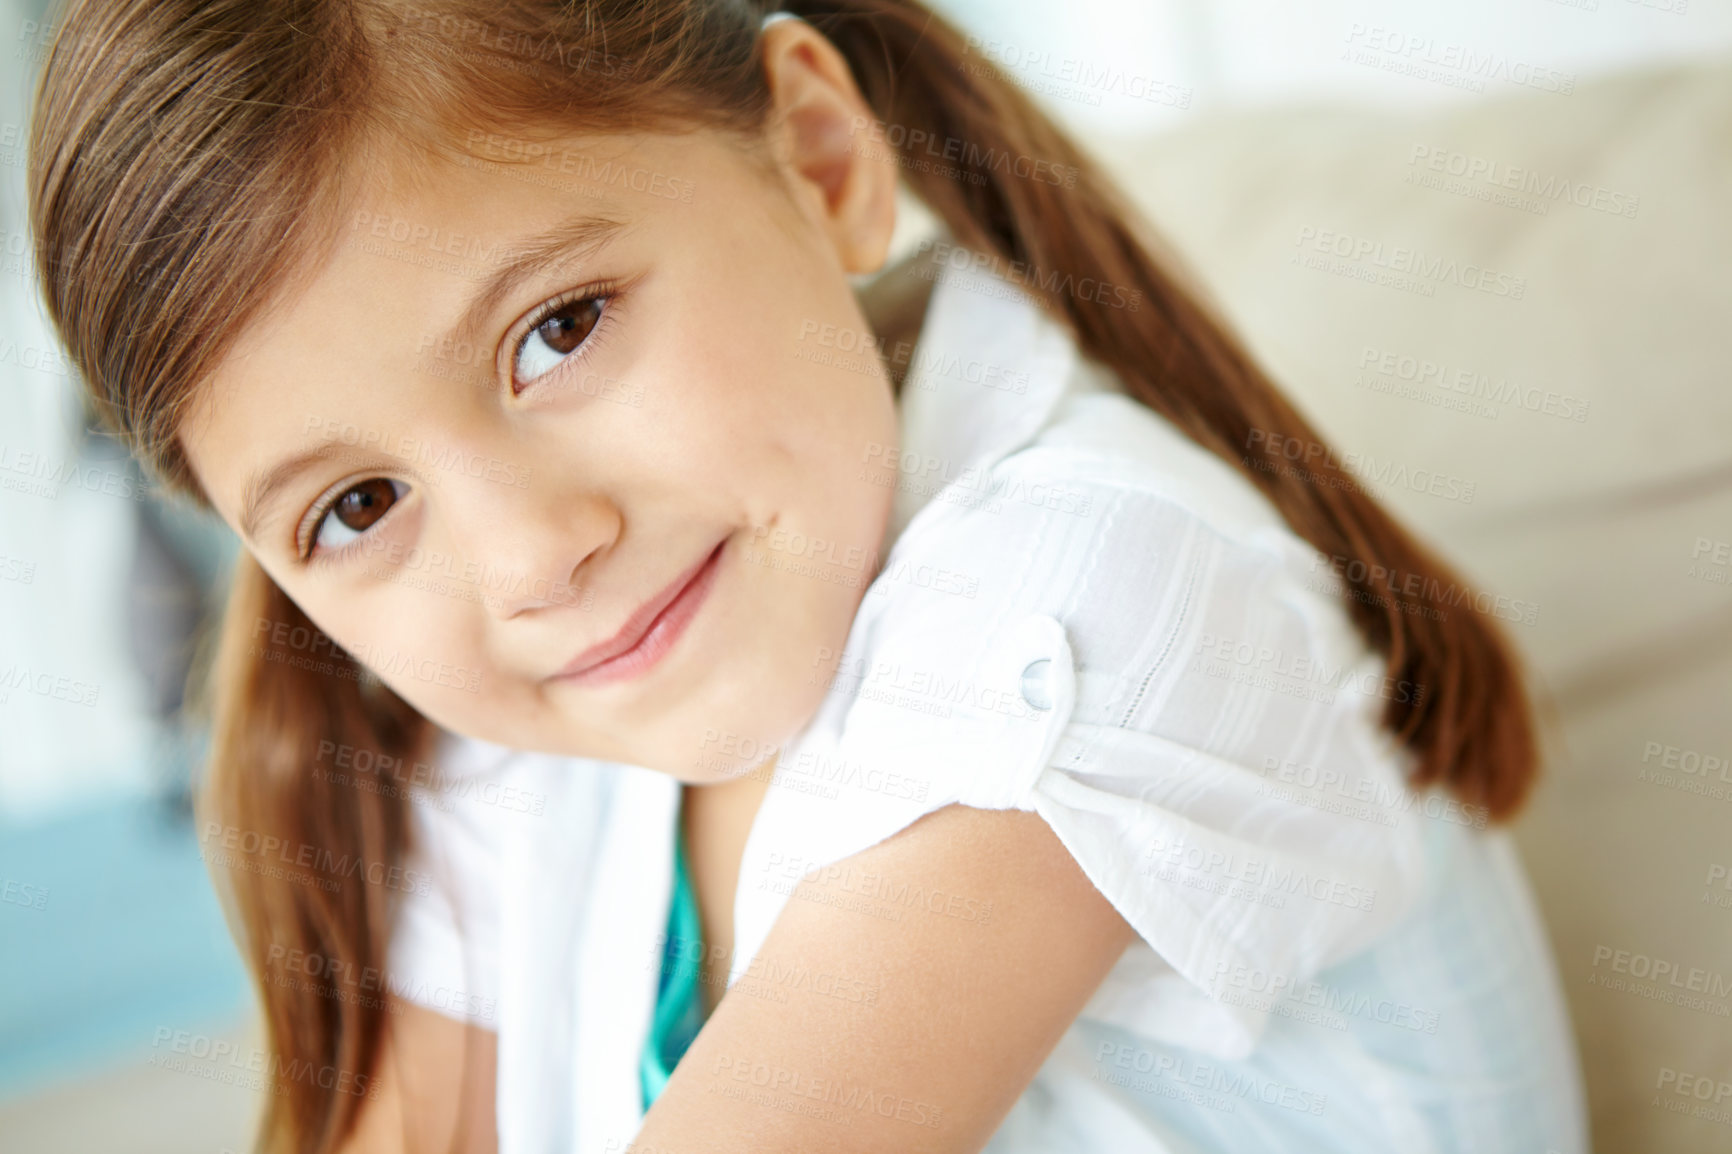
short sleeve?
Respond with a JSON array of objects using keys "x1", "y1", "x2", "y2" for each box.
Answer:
[
  {"x1": 731, "y1": 445, "x2": 1430, "y2": 1060},
  {"x1": 1020, "y1": 473, "x2": 1432, "y2": 1060},
  {"x1": 385, "y1": 732, "x2": 509, "y2": 1028}
]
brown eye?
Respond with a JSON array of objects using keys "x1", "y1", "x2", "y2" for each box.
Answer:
[
  {"x1": 515, "y1": 296, "x2": 606, "y2": 386},
  {"x1": 538, "y1": 298, "x2": 602, "y2": 354},
  {"x1": 311, "y1": 478, "x2": 406, "y2": 554},
  {"x1": 334, "y1": 479, "x2": 398, "y2": 530}
]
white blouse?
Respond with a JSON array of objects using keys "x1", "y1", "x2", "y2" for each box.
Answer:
[{"x1": 387, "y1": 252, "x2": 1589, "y2": 1154}]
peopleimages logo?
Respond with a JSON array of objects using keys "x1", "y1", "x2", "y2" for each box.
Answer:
[
  {"x1": 915, "y1": 239, "x2": 1142, "y2": 311},
  {"x1": 1139, "y1": 832, "x2": 1379, "y2": 913},
  {"x1": 1260, "y1": 756, "x2": 1489, "y2": 830},
  {"x1": 849, "y1": 119, "x2": 1080, "y2": 190},
  {"x1": 302, "y1": 417, "x2": 533, "y2": 489},
  {"x1": 200, "y1": 821, "x2": 433, "y2": 898},
  {"x1": 961, "y1": 36, "x2": 1193, "y2": 110},
  {"x1": 1356, "y1": 346, "x2": 1590, "y2": 425},
  {"x1": 0, "y1": 443, "x2": 150, "y2": 503},
  {"x1": 0, "y1": 664, "x2": 100, "y2": 708},
  {"x1": 1093, "y1": 1041, "x2": 1328, "y2": 1116},
  {"x1": 1308, "y1": 549, "x2": 1539, "y2": 629},
  {"x1": 1341, "y1": 23, "x2": 1576, "y2": 96},
  {"x1": 460, "y1": 130, "x2": 695, "y2": 202},
  {"x1": 1245, "y1": 428, "x2": 1477, "y2": 505},
  {"x1": 1588, "y1": 945, "x2": 1732, "y2": 1011},
  {"x1": 1191, "y1": 630, "x2": 1426, "y2": 707},
  {"x1": 1292, "y1": 226, "x2": 1527, "y2": 301},
  {"x1": 0, "y1": 878, "x2": 49, "y2": 911},
  {"x1": 147, "y1": 1027, "x2": 377, "y2": 1100},
  {"x1": 1406, "y1": 145, "x2": 1640, "y2": 220},
  {"x1": 708, "y1": 1054, "x2": 945, "y2": 1128}
]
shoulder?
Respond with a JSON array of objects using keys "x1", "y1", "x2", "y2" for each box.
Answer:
[
  {"x1": 837, "y1": 388, "x2": 1435, "y2": 1046},
  {"x1": 789, "y1": 377, "x2": 1407, "y2": 845},
  {"x1": 869, "y1": 369, "x2": 1433, "y2": 816},
  {"x1": 872, "y1": 374, "x2": 1380, "y2": 724}
]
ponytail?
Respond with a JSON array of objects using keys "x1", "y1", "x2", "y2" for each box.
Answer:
[
  {"x1": 777, "y1": 0, "x2": 1537, "y2": 821},
  {"x1": 199, "y1": 554, "x2": 428, "y2": 1152}
]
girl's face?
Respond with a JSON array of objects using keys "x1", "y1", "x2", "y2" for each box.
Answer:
[{"x1": 180, "y1": 117, "x2": 903, "y2": 781}]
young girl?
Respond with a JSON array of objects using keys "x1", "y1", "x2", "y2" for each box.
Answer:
[{"x1": 28, "y1": 1, "x2": 1588, "y2": 1151}]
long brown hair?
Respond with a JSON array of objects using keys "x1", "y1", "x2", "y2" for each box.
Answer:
[{"x1": 28, "y1": 1, "x2": 1537, "y2": 1150}]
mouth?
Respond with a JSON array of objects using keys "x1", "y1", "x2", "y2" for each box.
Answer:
[{"x1": 549, "y1": 537, "x2": 727, "y2": 688}]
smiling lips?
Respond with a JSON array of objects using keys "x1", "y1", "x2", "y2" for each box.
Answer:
[{"x1": 549, "y1": 539, "x2": 726, "y2": 687}]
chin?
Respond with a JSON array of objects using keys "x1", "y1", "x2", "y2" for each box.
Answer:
[{"x1": 657, "y1": 667, "x2": 819, "y2": 782}]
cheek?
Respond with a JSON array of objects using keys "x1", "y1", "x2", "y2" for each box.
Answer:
[
  {"x1": 628, "y1": 326, "x2": 810, "y2": 498},
  {"x1": 656, "y1": 230, "x2": 877, "y2": 471},
  {"x1": 297, "y1": 581, "x2": 487, "y2": 705}
]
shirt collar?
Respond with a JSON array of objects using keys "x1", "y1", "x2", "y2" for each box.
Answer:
[{"x1": 882, "y1": 245, "x2": 1081, "y2": 544}]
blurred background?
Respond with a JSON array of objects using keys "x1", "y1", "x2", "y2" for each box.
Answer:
[{"x1": 2, "y1": 0, "x2": 1728, "y2": 1150}]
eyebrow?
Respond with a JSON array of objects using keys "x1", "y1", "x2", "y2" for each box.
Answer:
[
  {"x1": 239, "y1": 441, "x2": 360, "y2": 544},
  {"x1": 238, "y1": 214, "x2": 632, "y2": 545},
  {"x1": 442, "y1": 213, "x2": 632, "y2": 354}
]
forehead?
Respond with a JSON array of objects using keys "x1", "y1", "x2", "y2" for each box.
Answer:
[
  {"x1": 357, "y1": 124, "x2": 707, "y2": 228},
  {"x1": 332, "y1": 127, "x2": 690, "y2": 270}
]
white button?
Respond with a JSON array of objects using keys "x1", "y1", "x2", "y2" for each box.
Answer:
[{"x1": 1021, "y1": 659, "x2": 1054, "y2": 710}]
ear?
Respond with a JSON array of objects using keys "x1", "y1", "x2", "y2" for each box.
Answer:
[{"x1": 760, "y1": 19, "x2": 900, "y2": 276}]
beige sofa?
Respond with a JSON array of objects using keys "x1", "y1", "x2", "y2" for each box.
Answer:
[{"x1": 1085, "y1": 58, "x2": 1732, "y2": 1154}]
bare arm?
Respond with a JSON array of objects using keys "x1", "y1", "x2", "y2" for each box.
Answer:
[
  {"x1": 636, "y1": 803, "x2": 1138, "y2": 1154},
  {"x1": 336, "y1": 1001, "x2": 498, "y2": 1154}
]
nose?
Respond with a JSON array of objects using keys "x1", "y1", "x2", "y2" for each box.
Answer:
[{"x1": 440, "y1": 470, "x2": 620, "y2": 621}]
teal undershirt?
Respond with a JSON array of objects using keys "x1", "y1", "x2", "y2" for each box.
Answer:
[{"x1": 639, "y1": 824, "x2": 707, "y2": 1111}]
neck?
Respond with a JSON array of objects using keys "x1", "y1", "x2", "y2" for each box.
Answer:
[
  {"x1": 679, "y1": 758, "x2": 777, "y2": 1015},
  {"x1": 856, "y1": 243, "x2": 941, "y2": 398}
]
